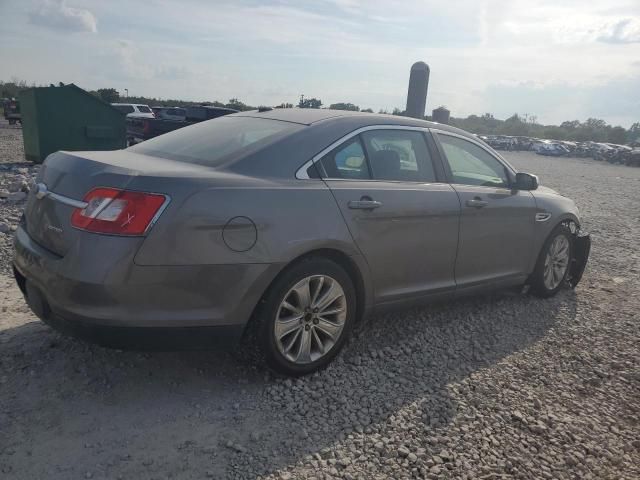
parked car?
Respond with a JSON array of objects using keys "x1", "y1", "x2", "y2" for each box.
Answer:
[
  {"x1": 485, "y1": 135, "x2": 514, "y2": 150},
  {"x1": 622, "y1": 148, "x2": 640, "y2": 167},
  {"x1": 604, "y1": 144, "x2": 632, "y2": 164},
  {"x1": 573, "y1": 142, "x2": 593, "y2": 157},
  {"x1": 111, "y1": 103, "x2": 155, "y2": 118},
  {"x1": 2, "y1": 97, "x2": 21, "y2": 124},
  {"x1": 530, "y1": 139, "x2": 552, "y2": 152},
  {"x1": 591, "y1": 143, "x2": 617, "y2": 162},
  {"x1": 126, "y1": 105, "x2": 238, "y2": 144},
  {"x1": 536, "y1": 143, "x2": 569, "y2": 157},
  {"x1": 13, "y1": 109, "x2": 590, "y2": 375},
  {"x1": 559, "y1": 141, "x2": 577, "y2": 154},
  {"x1": 513, "y1": 136, "x2": 533, "y2": 151},
  {"x1": 151, "y1": 106, "x2": 186, "y2": 121}
]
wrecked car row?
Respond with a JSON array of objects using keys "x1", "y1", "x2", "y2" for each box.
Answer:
[{"x1": 477, "y1": 135, "x2": 640, "y2": 166}]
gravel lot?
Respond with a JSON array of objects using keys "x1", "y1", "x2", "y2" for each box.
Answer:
[{"x1": 1, "y1": 120, "x2": 639, "y2": 479}]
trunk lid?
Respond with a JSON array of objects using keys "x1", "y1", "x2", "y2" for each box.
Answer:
[{"x1": 24, "y1": 150, "x2": 214, "y2": 257}]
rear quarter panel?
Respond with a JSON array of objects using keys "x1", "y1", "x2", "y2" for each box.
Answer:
[{"x1": 134, "y1": 178, "x2": 363, "y2": 266}]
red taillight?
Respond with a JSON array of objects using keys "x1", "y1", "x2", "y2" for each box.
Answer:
[
  {"x1": 71, "y1": 188, "x2": 167, "y2": 236},
  {"x1": 142, "y1": 120, "x2": 151, "y2": 134}
]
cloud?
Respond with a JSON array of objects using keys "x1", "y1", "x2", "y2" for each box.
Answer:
[
  {"x1": 29, "y1": 0, "x2": 97, "y2": 33},
  {"x1": 598, "y1": 18, "x2": 640, "y2": 44},
  {"x1": 6, "y1": 0, "x2": 639, "y2": 126},
  {"x1": 155, "y1": 65, "x2": 190, "y2": 81}
]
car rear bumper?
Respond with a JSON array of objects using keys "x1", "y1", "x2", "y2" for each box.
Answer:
[
  {"x1": 15, "y1": 274, "x2": 245, "y2": 350},
  {"x1": 13, "y1": 224, "x2": 282, "y2": 348}
]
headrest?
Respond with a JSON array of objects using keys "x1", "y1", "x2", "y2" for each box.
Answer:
[{"x1": 370, "y1": 149, "x2": 401, "y2": 179}]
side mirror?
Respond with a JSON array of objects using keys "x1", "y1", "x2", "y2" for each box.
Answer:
[{"x1": 514, "y1": 172, "x2": 538, "y2": 190}]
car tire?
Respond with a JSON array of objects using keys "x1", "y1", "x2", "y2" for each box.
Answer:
[
  {"x1": 253, "y1": 257, "x2": 356, "y2": 376},
  {"x1": 530, "y1": 224, "x2": 573, "y2": 298}
]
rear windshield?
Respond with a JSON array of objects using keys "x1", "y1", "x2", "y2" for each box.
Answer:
[
  {"x1": 129, "y1": 116, "x2": 302, "y2": 167},
  {"x1": 137, "y1": 106, "x2": 152, "y2": 113}
]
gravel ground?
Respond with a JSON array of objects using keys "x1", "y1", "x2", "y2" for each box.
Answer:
[
  {"x1": 1, "y1": 120, "x2": 639, "y2": 479},
  {"x1": 0, "y1": 120, "x2": 38, "y2": 276}
]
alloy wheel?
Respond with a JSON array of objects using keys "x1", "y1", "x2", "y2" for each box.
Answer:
[
  {"x1": 274, "y1": 275, "x2": 347, "y2": 364},
  {"x1": 543, "y1": 235, "x2": 570, "y2": 290}
]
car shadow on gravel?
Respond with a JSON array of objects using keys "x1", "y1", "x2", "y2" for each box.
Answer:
[{"x1": 0, "y1": 288, "x2": 577, "y2": 478}]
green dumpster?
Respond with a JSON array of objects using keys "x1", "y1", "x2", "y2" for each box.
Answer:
[{"x1": 19, "y1": 84, "x2": 126, "y2": 163}]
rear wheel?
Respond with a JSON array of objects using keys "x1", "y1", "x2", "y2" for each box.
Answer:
[
  {"x1": 530, "y1": 224, "x2": 573, "y2": 298},
  {"x1": 253, "y1": 257, "x2": 356, "y2": 376}
]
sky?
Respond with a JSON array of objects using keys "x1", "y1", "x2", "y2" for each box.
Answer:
[{"x1": 1, "y1": 0, "x2": 639, "y2": 127}]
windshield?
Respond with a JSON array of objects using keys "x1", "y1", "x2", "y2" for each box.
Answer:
[{"x1": 130, "y1": 116, "x2": 302, "y2": 167}]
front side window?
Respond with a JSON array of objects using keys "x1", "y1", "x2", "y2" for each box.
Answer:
[
  {"x1": 137, "y1": 106, "x2": 152, "y2": 113},
  {"x1": 361, "y1": 130, "x2": 435, "y2": 182},
  {"x1": 320, "y1": 138, "x2": 370, "y2": 179},
  {"x1": 437, "y1": 134, "x2": 509, "y2": 188}
]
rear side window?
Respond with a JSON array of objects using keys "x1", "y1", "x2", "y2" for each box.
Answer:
[
  {"x1": 361, "y1": 130, "x2": 435, "y2": 182},
  {"x1": 320, "y1": 138, "x2": 370, "y2": 179},
  {"x1": 186, "y1": 107, "x2": 205, "y2": 120},
  {"x1": 318, "y1": 129, "x2": 437, "y2": 182},
  {"x1": 130, "y1": 116, "x2": 302, "y2": 167},
  {"x1": 137, "y1": 106, "x2": 152, "y2": 113},
  {"x1": 114, "y1": 105, "x2": 134, "y2": 114}
]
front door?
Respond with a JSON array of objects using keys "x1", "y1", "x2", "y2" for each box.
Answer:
[
  {"x1": 318, "y1": 128, "x2": 460, "y2": 304},
  {"x1": 433, "y1": 131, "x2": 536, "y2": 290}
]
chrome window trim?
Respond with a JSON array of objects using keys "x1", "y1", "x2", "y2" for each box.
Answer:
[
  {"x1": 316, "y1": 178, "x2": 451, "y2": 186},
  {"x1": 430, "y1": 128, "x2": 518, "y2": 177},
  {"x1": 295, "y1": 125, "x2": 431, "y2": 180}
]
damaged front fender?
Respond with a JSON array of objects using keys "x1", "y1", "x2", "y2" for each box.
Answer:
[{"x1": 568, "y1": 231, "x2": 591, "y2": 288}]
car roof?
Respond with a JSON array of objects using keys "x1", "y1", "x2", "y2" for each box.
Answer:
[
  {"x1": 193, "y1": 106, "x2": 239, "y2": 112},
  {"x1": 234, "y1": 108, "x2": 472, "y2": 137},
  {"x1": 227, "y1": 109, "x2": 480, "y2": 178},
  {"x1": 112, "y1": 103, "x2": 149, "y2": 107}
]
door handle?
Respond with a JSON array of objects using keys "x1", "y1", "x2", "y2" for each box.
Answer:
[
  {"x1": 348, "y1": 199, "x2": 382, "y2": 210},
  {"x1": 466, "y1": 198, "x2": 488, "y2": 208}
]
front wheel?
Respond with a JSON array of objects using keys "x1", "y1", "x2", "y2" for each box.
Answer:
[
  {"x1": 530, "y1": 224, "x2": 573, "y2": 298},
  {"x1": 253, "y1": 257, "x2": 356, "y2": 376}
]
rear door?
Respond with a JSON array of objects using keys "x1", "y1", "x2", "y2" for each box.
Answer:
[
  {"x1": 316, "y1": 127, "x2": 460, "y2": 305},
  {"x1": 432, "y1": 131, "x2": 536, "y2": 291}
]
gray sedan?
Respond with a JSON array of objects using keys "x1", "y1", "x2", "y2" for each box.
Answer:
[{"x1": 13, "y1": 109, "x2": 590, "y2": 375}]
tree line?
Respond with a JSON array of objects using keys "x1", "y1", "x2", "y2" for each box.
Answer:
[
  {"x1": 2, "y1": 79, "x2": 638, "y2": 144},
  {"x1": 447, "y1": 112, "x2": 638, "y2": 145}
]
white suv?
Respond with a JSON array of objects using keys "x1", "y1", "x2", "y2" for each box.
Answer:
[{"x1": 111, "y1": 103, "x2": 155, "y2": 118}]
